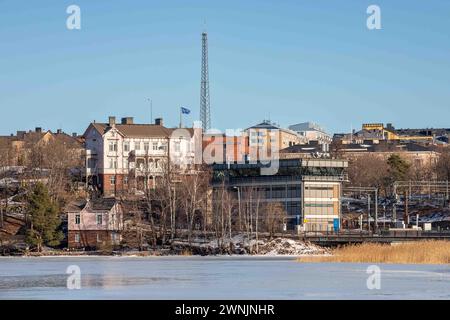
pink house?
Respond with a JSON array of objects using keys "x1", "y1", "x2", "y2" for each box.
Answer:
[{"x1": 66, "y1": 198, "x2": 123, "y2": 249}]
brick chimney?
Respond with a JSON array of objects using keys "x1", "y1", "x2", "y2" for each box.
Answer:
[
  {"x1": 35, "y1": 127, "x2": 42, "y2": 133},
  {"x1": 108, "y1": 116, "x2": 116, "y2": 126},
  {"x1": 155, "y1": 118, "x2": 163, "y2": 126},
  {"x1": 121, "y1": 117, "x2": 134, "y2": 125},
  {"x1": 16, "y1": 131, "x2": 26, "y2": 139}
]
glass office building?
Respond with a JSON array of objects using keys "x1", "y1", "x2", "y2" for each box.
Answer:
[{"x1": 211, "y1": 158, "x2": 348, "y2": 231}]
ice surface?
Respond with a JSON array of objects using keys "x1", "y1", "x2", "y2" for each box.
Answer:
[{"x1": 1, "y1": 256, "x2": 450, "y2": 300}]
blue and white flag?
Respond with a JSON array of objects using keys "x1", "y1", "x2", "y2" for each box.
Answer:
[{"x1": 181, "y1": 107, "x2": 191, "y2": 114}]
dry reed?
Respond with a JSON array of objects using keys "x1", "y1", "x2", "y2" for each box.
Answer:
[{"x1": 298, "y1": 241, "x2": 450, "y2": 264}]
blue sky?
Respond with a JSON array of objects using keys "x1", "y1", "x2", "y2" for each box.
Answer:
[{"x1": 1, "y1": 0, "x2": 449, "y2": 136}]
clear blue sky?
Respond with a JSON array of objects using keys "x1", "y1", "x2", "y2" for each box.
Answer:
[{"x1": 1, "y1": 0, "x2": 449, "y2": 136}]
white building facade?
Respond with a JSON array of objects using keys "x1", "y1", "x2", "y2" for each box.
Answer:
[
  {"x1": 84, "y1": 116, "x2": 200, "y2": 196},
  {"x1": 288, "y1": 122, "x2": 332, "y2": 145}
]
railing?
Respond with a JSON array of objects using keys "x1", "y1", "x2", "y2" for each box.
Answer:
[{"x1": 299, "y1": 229, "x2": 450, "y2": 242}]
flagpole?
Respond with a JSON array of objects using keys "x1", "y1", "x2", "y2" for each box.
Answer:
[{"x1": 179, "y1": 108, "x2": 182, "y2": 128}]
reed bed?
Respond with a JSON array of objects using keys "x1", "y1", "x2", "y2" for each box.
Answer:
[{"x1": 298, "y1": 241, "x2": 450, "y2": 264}]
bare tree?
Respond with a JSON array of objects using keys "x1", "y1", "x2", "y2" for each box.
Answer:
[
  {"x1": 0, "y1": 139, "x2": 9, "y2": 229},
  {"x1": 262, "y1": 202, "x2": 286, "y2": 239},
  {"x1": 26, "y1": 137, "x2": 83, "y2": 204},
  {"x1": 347, "y1": 155, "x2": 390, "y2": 194},
  {"x1": 178, "y1": 166, "x2": 210, "y2": 246},
  {"x1": 436, "y1": 149, "x2": 450, "y2": 181}
]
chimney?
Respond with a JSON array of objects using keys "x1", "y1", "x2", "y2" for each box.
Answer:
[
  {"x1": 121, "y1": 117, "x2": 134, "y2": 125},
  {"x1": 57, "y1": 129, "x2": 62, "y2": 134},
  {"x1": 16, "y1": 131, "x2": 25, "y2": 139},
  {"x1": 155, "y1": 118, "x2": 163, "y2": 126},
  {"x1": 72, "y1": 132, "x2": 77, "y2": 137},
  {"x1": 108, "y1": 116, "x2": 116, "y2": 126},
  {"x1": 35, "y1": 127, "x2": 42, "y2": 133}
]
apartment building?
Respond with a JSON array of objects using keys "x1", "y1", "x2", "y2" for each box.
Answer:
[
  {"x1": 202, "y1": 133, "x2": 249, "y2": 164},
  {"x1": 331, "y1": 141, "x2": 440, "y2": 171},
  {"x1": 245, "y1": 121, "x2": 307, "y2": 160},
  {"x1": 0, "y1": 127, "x2": 83, "y2": 166},
  {"x1": 334, "y1": 123, "x2": 435, "y2": 145},
  {"x1": 83, "y1": 116, "x2": 200, "y2": 196},
  {"x1": 288, "y1": 122, "x2": 332, "y2": 145}
]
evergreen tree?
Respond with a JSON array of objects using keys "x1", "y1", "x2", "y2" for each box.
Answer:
[
  {"x1": 25, "y1": 183, "x2": 63, "y2": 252},
  {"x1": 387, "y1": 154, "x2": 411, "y2": 182}
]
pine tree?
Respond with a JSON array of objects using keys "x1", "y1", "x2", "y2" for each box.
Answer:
[
  {"x1": 26, "y1": 183, "x2": 63, "y2": 252},
  {"x1": 387, "y1": 154, "x2": 411, "y2": 182}
]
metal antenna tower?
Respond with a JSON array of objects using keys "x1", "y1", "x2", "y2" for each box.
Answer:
[{"x1": 200, "y1": 31, "x2": 211, "y2": 131}]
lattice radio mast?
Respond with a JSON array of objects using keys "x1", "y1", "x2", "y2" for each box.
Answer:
[{"x1": 200, "y1": 31, "x2": 211, "y2": 131}]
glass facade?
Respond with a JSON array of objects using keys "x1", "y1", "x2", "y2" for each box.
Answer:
[{"x1": 211, "y1": 158, "x2": 346, "y2": 231}]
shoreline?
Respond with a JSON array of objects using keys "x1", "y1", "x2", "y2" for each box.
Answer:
[
  {"x1": 1, "y1": 237, "x2": 329, "y2": 258},
  {"x1": 0, "y1": 253, "x2": 320, "y2": 259}
]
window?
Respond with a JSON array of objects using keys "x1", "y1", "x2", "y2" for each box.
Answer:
[
  {"x1": 96, "y1": 214, "x2": 103, "y2": 225},
  {"x1": 110, "y1": 176, "x2": 116, "y2": 186},
  {"x1": 88, "y1": 158, "x2": 97, "y2": 168},
  {"x1": 174, "y1": 141, "x2": 181, "y2": 152},
  {"x1": 144, "y1": 142, "x2": 149, "y2": 152},
  {"x1": 111, "y1": 233, "x2": 118, "y2": 242},
  {"x1": 287, "y1": 186, "x2": 301, "y2": 198},
  {"x1": 97, "y1": 233, "x2": 102, "y2": 243},
  {"x1": 74, "y1": 233, "x2": 80, "y2": 243},
  {"x1": 108, "y1": 141, "x2": 118, "y2": 152},
  {"x1": 160, "y1": 143, "x2": 167, "y2": 151},
  {"x1": 124, "y1": 142, "x2": 130, "y2": 152},
  {"x1": 124, "y1": 176, "x2": 128, "y2": 185},
  {"x1": 75, "y1": 214, "x2": 80, "y2": 225},
  {"x1": 152, "y1": 142, "x2": 158, "y2": 151},
  {"x1": 305, "y1": 203, "x2": 334, "y2": 208},
  {"x1": 271, "y1": 186, "x2": 286, "y2": 199},
  {"x1": 135, "y1": 141, "x2": 141, "y2": 150},
  {"x1": 109, "y1": 158, "x2": 118, "y2": 169}
]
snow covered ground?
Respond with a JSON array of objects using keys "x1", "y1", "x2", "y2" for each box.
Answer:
[{"x1": 191, "y1": 235, "x2": 329, "y2": 256}]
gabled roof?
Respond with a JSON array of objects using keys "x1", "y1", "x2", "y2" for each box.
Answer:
[
  {"x1": 53, "y1": 132, "x2": 84, "y2": 148},
  {"x1": 65, "y1": 199, "x2": 88, "y2": 212},
  {"x1": 245, "y1": 121, "x2": 301, "y2": 136},
  {"x1": 23, "y1": 131, "x2": 52, "y2": 145},
  {"x1": 87, "y1": 197, "x2": 118, "y2": 211},
  {"x1": 87, "y1": 123, "x2": 194, "y2": 139},
  {"x1": 65, "y1": 197, "x2": 118, "y2": 212},
  {"x1": 247, "y1": 121, "x2": 281, "y2": 130}
]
